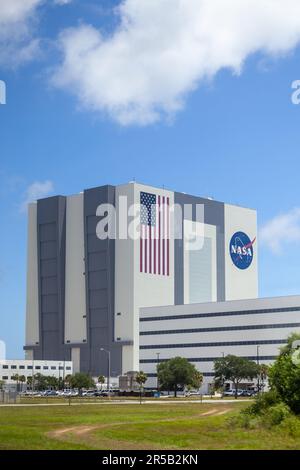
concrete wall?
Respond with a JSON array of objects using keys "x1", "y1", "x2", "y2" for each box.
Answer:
[
  {"x1": 64, "y1": 194, "x2": 87, "y2": 344},
  {"x1": 25, "y1": 203, "x2": 39, "y2": 347}
]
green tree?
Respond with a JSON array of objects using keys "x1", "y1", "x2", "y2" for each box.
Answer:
[
  {"x1": 135, "y1": 371, "x2": 148, "y2": 404},
  {"x1": 0, "y1": 379, "x2": 5, "y2": 390},
  {"x1": 191, "y1": 370, "x2": 203, "y2": 390},
  {"x1": 157, "y1": 357, "x2": 201, "y2": 397},
  {"x1": 268, "y1": 333, "x2": 300, "y2": 414},
  {"x1": 19, "y1": 375, "x2": 26, "y2": 392},
  {"x1": 11, "y1": 374, "x2": 20, "y2": 391},
  {"x1": 33, "y1": 373, "x2": 48, "y2": 391},
  {"x1": 257, "y1": 364, "x2": 269, "y2": 392},
  {"x1": 214, "y1": 355, "x2": 259, "y2": 399},
  {"x1": 64, "y1": 374, "x2": 72, "y2": 387},
  {"x1": 26, "y1": 376, "x2": 32, "y2": 390},
  {"x1": 69, "y1": 373, "x2": 94, "y2": 394},
  {"x1": 97, "y1": 375, "x2": 105, "y2": 390}
]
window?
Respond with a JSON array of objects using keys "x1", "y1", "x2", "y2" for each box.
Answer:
[
  {"x1": 51, "y1": 366, "x2": 56, "y2": 370},
  {"x1": 66, "y1": 367, "x2": 71, "y2": 371},
  {"x1": 35, "y1": 366, "x2": 41, "y2": 370},
  {"x1": 2, "y1": 365, "x2": 8, "y2": 369},
  {"x1": 43, "y1": 366, "x2": 49, "y2": 370},
  {"x1": 11, "y1": 365, "x2": 17, "y2": 369},
  {"x1": 19, "y1": 366, "x2": 25, "y2": 370},
  {"x1": 59, "y1": 366, "x2": 63, "y2": 370},
  {"x1": 2, "y1": 376, "x2": 8, "y2": 380},
  {"x1": 27, "y1": 366, "x2": 33, "y2": 370}
]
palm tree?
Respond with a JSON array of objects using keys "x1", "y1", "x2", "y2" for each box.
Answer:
[
  {"x1": 19, "y1": 375, "x2": 26, "y2": 392},
  {"x1": 98, "y1": 375, "x2": 105, "y2": 391},
  {"x1": 11, "y1": 374, "x2": 20, "y2": 392},
  {"x1": 26, "y1": 376, "x2": 32, "y2": 390},
  {"x1": 64, "y1": 374, "x2": 72, "y2": 388},
  {"x1": 135, "y1": 371, "x2": 148, "y2": 404}
]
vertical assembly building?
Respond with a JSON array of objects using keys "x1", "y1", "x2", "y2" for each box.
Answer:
[{"x1": 25, "y1": 182, "x2": 258, "y2": 378}]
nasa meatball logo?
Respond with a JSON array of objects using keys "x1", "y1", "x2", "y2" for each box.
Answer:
[{"x1": 230, "y1": 232, "x2": 256, "y2": 270}]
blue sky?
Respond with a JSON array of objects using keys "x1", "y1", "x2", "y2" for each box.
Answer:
[{"x1": 1, "y1": 0, "x2": 300, "y2": 358}]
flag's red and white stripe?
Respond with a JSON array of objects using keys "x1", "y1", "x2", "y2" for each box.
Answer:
[{"x1": 140, "y1": 196, "x2": 170, "y2": 276}]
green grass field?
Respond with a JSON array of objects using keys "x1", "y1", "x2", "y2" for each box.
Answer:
[{"x1": 0, "y1": 402, "x2": 300, "y2": 450}]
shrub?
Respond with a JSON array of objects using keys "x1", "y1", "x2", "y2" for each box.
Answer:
[
  {"x1": 279, "y1": 415, "x2": 300, "y2": 438},
  {"x1": 262, "y1": 403, "x2": 291, "y2": 427},
  {"x1": 268, "y1": 333, "x2": 300, "y2": 414},
  {"x1": 244, "y1": 390, "x2": 279, "y2": 416},
  {"x1": 227, "y1": 412, "x2": 259, "y2": 430}
]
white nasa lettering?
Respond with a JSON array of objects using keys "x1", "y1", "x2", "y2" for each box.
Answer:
[{"x1": 231, "y1": 245, "x2": 252, "y2": 257}]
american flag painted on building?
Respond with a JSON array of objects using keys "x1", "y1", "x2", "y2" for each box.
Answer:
[{"x1": 140, "y1": 191, "x2": 170, "y2": 276}]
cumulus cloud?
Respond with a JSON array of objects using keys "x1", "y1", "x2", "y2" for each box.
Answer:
[
  {"x1": 0, "y1": 0, "x2": 72, "y2": 67},
  {"x1": 20, "y1": 180, "x2": 54, "y2": 213},
  {"x1": 260, "y1": 208, "x2": 300, "y2": 254},
  {"x1": 51, "y1": 0, "x2": 300, "y2": 126},
  {"x1": 0, "y1": 0, "x2": 44, "y2": 67}
]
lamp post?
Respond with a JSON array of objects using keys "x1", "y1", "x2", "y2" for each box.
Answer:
[
  {"x1": 221, "y1": 352, "x2": 225, "y2": 397},
  {"x1": 256, "y1": 345, "x2": 260, "y2": 394},
  {"x1": 31, "y1": 358, "x2": 34, "y2": 395},
  {"x1": 58, "y1": 362, "x2": 61, "y2": 391},
  {"x1": 100, "y1": 348, "x2": 111, "y2": 398},
  {"x1": 156, "y1": 352, "x2": 160, "y2": 391}
]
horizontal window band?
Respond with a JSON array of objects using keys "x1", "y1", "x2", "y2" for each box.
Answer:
[
  {"x1": 140, "y1": 339, "x2": 287, "y2": 350},
  {"x1": 140, "y1": 306, "x2": 300, "y2": 322},
  {"x1": 147, "y1": 372, "x2": 215, "y2": 378},
  {"x1": 140, "y1": 355, "x2": 277, "y2": 364},
  {"x1": 140, "y1": 322, "x2": 300, "y2": 336}
]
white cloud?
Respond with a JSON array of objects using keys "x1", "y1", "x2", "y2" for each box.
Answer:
[
  {"x1": 20, "y1": 180, "x2": 54, "y2": 212},
  {"x1": 0, "y1": 0, "x2": 71, "y2": 67},
  {"x1": 260, "y1": 208, "x2": 300, "y2": 254},
  {"x1": 53, "y1": 0, "x2": 72, "y2": 5},
  {"x1": 0, "y1": 0, "x2": 44, "y2": 67},
  {"x1": 51, "y1": 0, "x2": 300, "y2": 125}
]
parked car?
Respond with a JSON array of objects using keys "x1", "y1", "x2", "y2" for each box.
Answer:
[
  {"x1": 82, "y1": 390, "x2": 97, "y2": 397},
  {"x1": 44, "y1": 390, "x2": 58, "y2": 397},
  {"x1": 185, "y1": 391, "x2": 201, "y2": 397},
  {"x1": 223, "y1": 389, "x2": 244, "y2": 397}
]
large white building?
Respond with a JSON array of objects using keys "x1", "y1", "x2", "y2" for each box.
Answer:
[
  {"x1": 0, "y1": 360, "x2": 73, "y2": 385},
  {"x1": 24, "y1": 182, "x2": 258, "y2": 377},
  {"x1": 140, "y1": 296, "x2": 300, "y2": 392}
]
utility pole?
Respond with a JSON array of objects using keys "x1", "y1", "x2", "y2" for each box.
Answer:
[
  {"x1": 257, "y1": 345, "x2": 260, "y2": 394},
  {"x1": 156, "y1": 352, "x2": 160, "y2": 391},
  {"x1": 100, "y1": 348, "x2": 111, "y2": 398},
  {"x1": 31, "y1": 358, "x2": 34, "y2": 396}
]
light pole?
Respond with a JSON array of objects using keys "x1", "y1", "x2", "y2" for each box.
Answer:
[
  {"x1": 221, "y1": 352, "x2": 225, "y2": 397},
  {"x1": 31, "y1": 358, "x2": 34, "y2": 396},
  {"x1": 156, "y1": 352, "x2": 160, "y2": 391},
  {"x1": 256, "y1": 345, "x2": 260, "y2": 394},
  {"x1": 100, "y1": 348, "x2": 111, "y2": 398},
  {"x1": 58, "y1": 362, "x2": 61, "y2": 391}
]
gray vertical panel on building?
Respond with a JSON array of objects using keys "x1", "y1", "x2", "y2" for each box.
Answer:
[
  {"x1": 35, "y1": 196, "x2": 70, "y2": 361},
  {"x1": 174, "y1": 193, "x2": 225, "y2": 304},
  {"x1": 84, "y1": 185, "x2": 122, "y2": 376}
]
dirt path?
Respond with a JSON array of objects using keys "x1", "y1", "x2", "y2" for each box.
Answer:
[{"x1": 48, "y1": 407, "x2": 232, "y2": 441}]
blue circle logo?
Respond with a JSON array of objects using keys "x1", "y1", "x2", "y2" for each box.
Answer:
[{"x1": 229, "y1": 232, "x2": 256, "y2": 270}]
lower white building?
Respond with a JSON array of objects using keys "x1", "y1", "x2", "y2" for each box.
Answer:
[
  {"x1": 139, "y1": 295, "x2": 300, "y2": 393},
  {"x1": 0, "y1": 360, "x2": 73, "y2": 387}
]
